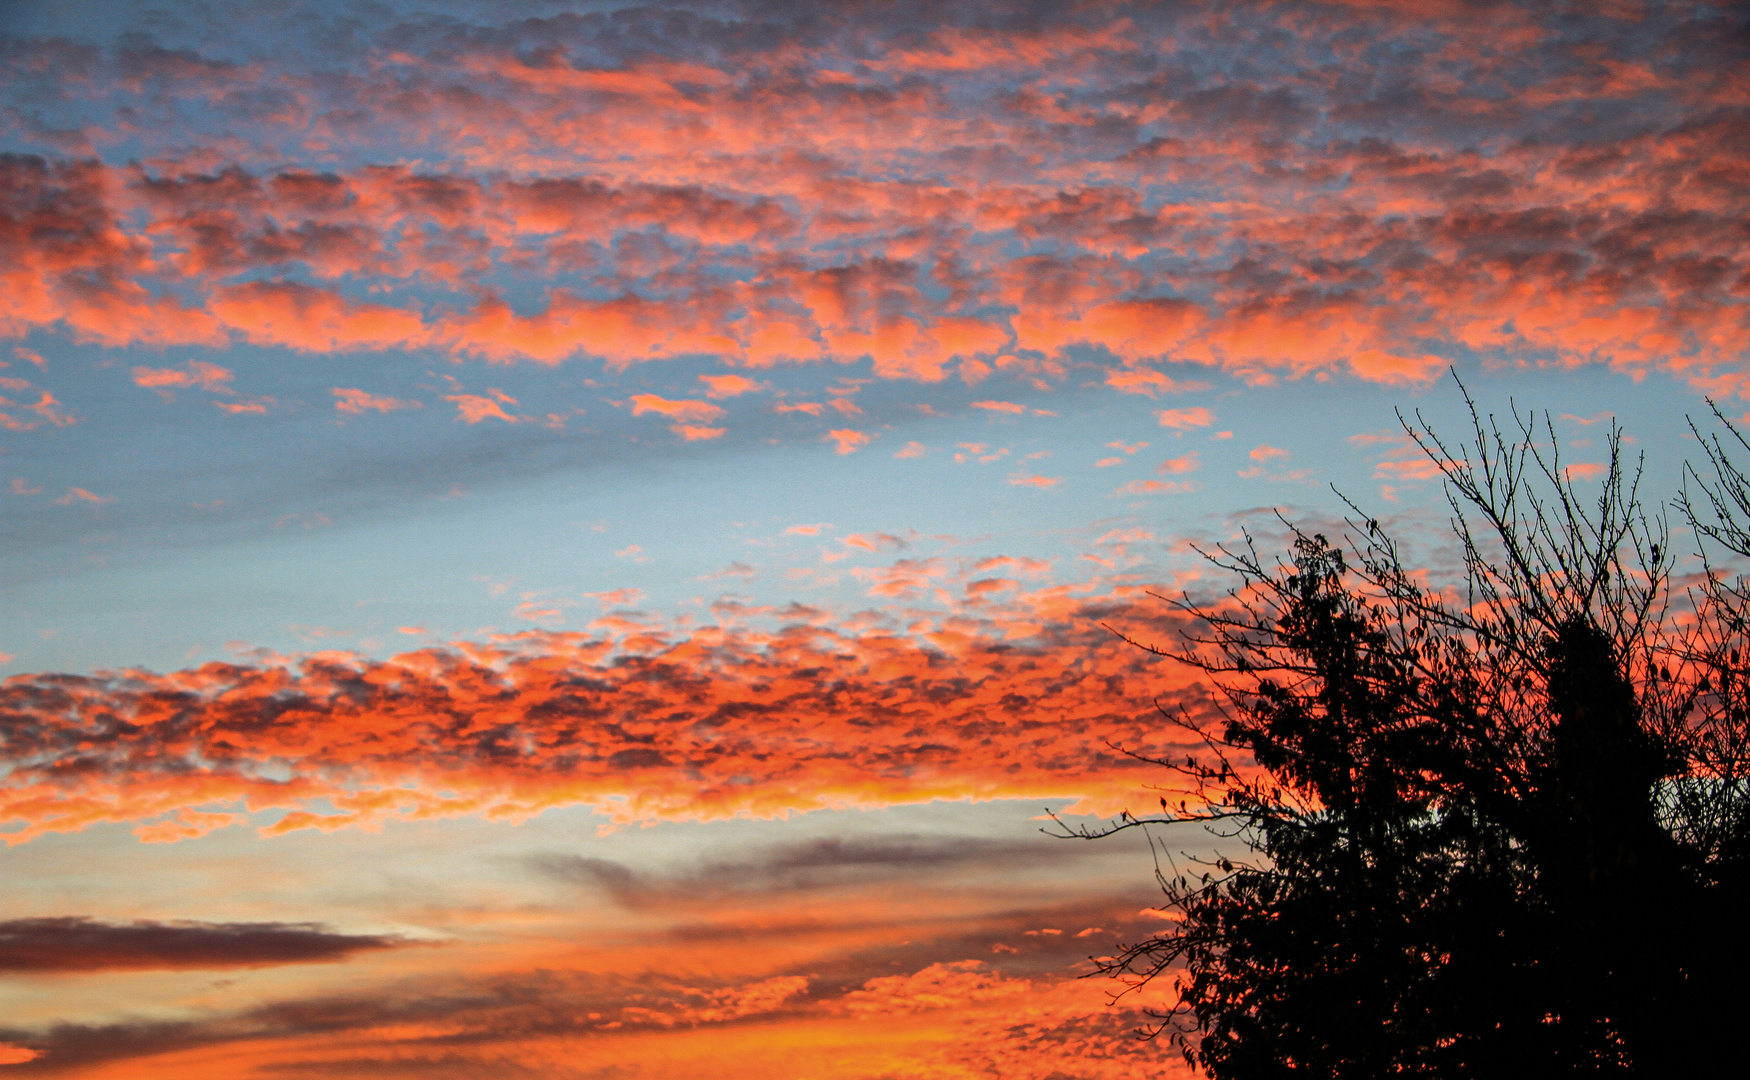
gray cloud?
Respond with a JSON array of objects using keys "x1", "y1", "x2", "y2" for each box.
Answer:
[{"x1": 0, "y1": 917, "x2": 411, "y2": 973}]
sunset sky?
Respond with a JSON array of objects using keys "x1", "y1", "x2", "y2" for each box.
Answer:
[{"x1": 0, "y1": 0, "x2": 1745, "y2": 1075}]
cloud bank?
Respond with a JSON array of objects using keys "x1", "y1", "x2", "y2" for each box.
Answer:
[{"x1": 0, "y1": 1, "x2": 1743, "y2": 405}]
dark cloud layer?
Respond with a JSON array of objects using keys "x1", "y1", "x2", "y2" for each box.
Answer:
[
  {"x1": 0, "y1": 891, "x2": 1167, "y2": 1075},
  {"x1": 0, "y1": 916, "x2": 408, "y2": 972},
  {"x1": 527, "y1": 832, "x2": 1103, "y2": 906}
]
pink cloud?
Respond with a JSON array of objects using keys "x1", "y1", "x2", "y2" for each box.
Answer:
[
  {"x1": 0, "y1": 388, "x2": 77, "y2": 431},
  {"x1": 584, "y1": 588, "x2": 645, "y2": 607},
  {"x1": 131, "y1": 360, "x2": 234, "y2": 399},
  {"x1": 333, "y1": 388, "x2": 420, "y2": 414},
  {"x1": 1105, "y1": 368, "x2": 1210, "y2": 398},
  {"x1": 1114, "y1": 479, "x2": 1196, "y2": 495},
  {"x1": 850, "y1": 557, "x2": 947, "y2": 597},
  {"x1": 972, "y1": 555, "x2": 1052, "y2": 576},
  {"x1": 1375, "y1": 458, "x2": 1444, "y2": 481},
  {"x1": 1156, "y1": 407, "x2": 1213, "y2": 430},
  {"x1": 698, "y1": 373, "x2": 764, "y2": 398},
  {"x1": 1008, "y1": 473, "x2": 1063, "y2": 489},
  {"x1": 447, "y1": 390, "x2": 519, "y2": 424},
  {"x1": 629, "y1": 394, "x2": 724, "y2": 424},
  {"x1": 213, "y1": 398, "x2": 272, "y2": 415},
  {"x1": 843, "y1": 532, "x2": 905, "y2": 552}
]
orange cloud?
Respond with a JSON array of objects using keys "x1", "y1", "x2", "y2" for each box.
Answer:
[
  {"x1": 131, "y1": 360, "x2": 233, "y2": 399},
  {"x1": 447, "y1": 390, "x2": 519, "y2": 424},
  {"x1": 0, "y1": 581, "x2": 1216, "y2": 846},
  {"x1": 213, "y1": 397, "x2": 272, "y2": 415},
  {"x1": 630, "y1": 394, "x2": 727, "y2": 438},
  {"x1": 1105, "y1": 368, "x2": 1210, "y2": 398},
  {"x1": 698, "y1": 374, "x2": 763, "y2": 399},
  {"x1": 210, "y1": 281, "x2": 430, "y2": 353},
  {"x1": 850, "y1": 557, "x2": 948, "y2": 597},
  {"x1": 446, "y1": 291, "x2": 736, "y2": 367},
  {"x1": 845, "y1": 960, "x2": 1026, "y2": 1015},
  {"x1": 1238, "y1": 445, "x2": 1310, "y2": 482},
  {"x1": 584, "y1": 588, "x2": 644, "y2": 607},
  {"x1": 972, "y1": 555, "x2": 1052, "y2": 577},
  {"x1": 826, "y1": 429, "x2": 871, "y2": 455},
  {"x1": 630, "y1": 395, "x2": 724, "y2": 424}
]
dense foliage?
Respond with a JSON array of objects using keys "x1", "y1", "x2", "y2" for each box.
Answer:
[{"x1": 1085, "y1": 397, "x2": 1750, "y2": 1076}]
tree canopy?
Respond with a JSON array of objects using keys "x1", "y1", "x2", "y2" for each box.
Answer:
[{"x1": 1078, "y1": 391, "x2": 1750, "y2": 1076}]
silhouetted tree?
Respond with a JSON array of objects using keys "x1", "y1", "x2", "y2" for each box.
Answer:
[{"x1": 1069, "y1": 387, "x2": 1750, "y2": 1076}]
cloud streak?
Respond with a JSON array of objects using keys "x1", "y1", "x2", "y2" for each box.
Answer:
[{"x1": 0, "y1": 918, "x2": 408, "y2": 973}]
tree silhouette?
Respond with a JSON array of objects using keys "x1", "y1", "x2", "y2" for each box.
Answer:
[{"x1": 1070, "y1": 388, "x2": 1750, "y2": 1076}]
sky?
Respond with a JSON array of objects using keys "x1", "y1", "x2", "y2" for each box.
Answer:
[{"x1": 0, "y1": 0, "x2": 1745, "y2": 1075}]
